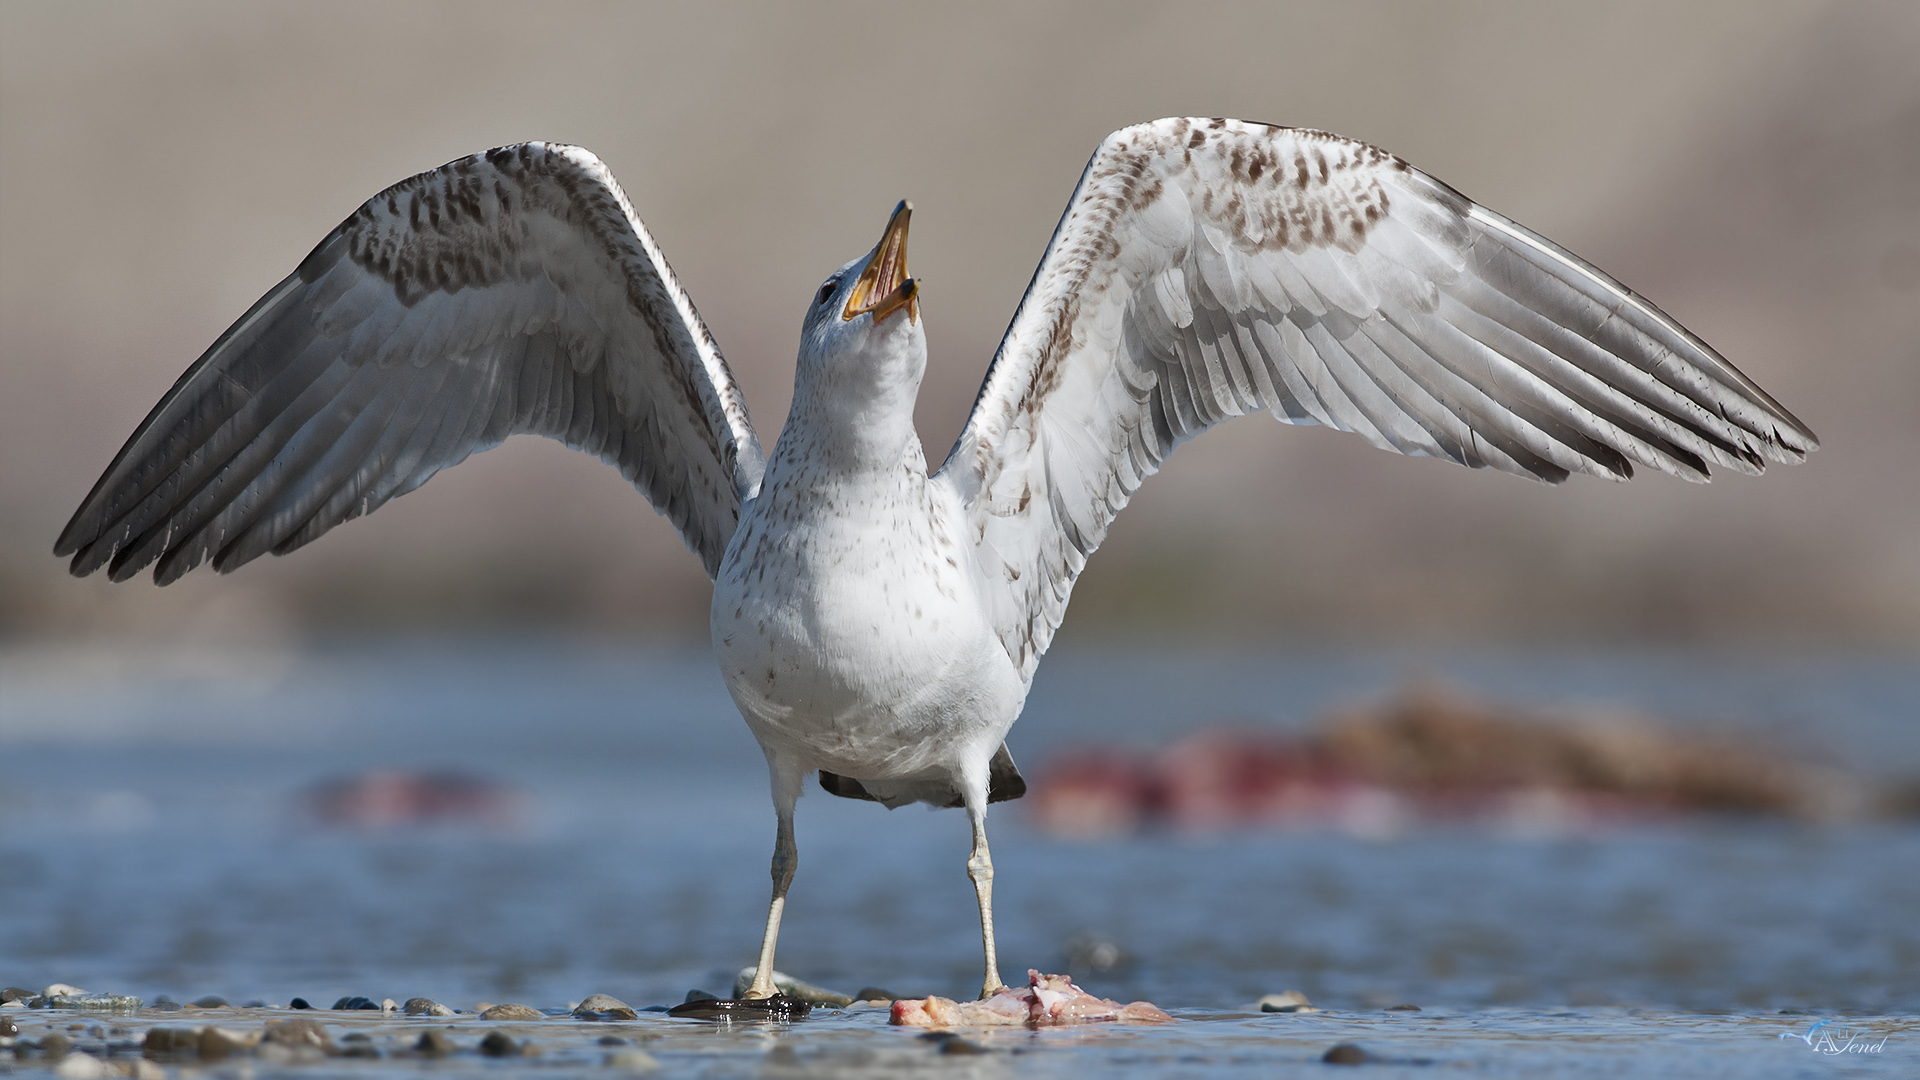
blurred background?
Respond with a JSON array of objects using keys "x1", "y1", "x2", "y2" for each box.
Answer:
[
  {"x1": 4, "y1": 0, "x2": 1917, "y2": 646},
  {"x1": 3, "y1": 0, "x2": 1920, "y2": 1024}
]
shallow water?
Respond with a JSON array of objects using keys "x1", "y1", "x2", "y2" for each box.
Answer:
[{"x1": 2, "y1": 638, "x2": 1917, "y2": 1075}]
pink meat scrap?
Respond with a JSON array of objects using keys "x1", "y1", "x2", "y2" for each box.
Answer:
[{"x1": 890, "y1": 970, "x2": 1173, "y2": 1028}]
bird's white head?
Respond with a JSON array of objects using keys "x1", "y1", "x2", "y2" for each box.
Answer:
[{"x1": 786, "y1": 200, "x2": 928, "y2": 468}]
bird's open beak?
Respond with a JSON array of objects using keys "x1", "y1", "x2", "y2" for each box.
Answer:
[{"x1": 843, "y1": 200, "x2": 919, "y2": 325}]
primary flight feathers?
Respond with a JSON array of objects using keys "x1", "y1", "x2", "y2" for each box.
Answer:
[
  {"x1": 939, "y1": 117, "x2": 1813, "y2": 673},
  {"x1": 59, "y1": 119, "x2": 1813, "y2": 670},
  {"x1": 55, "y1": 143, "x2": 763, "y2": 583}
]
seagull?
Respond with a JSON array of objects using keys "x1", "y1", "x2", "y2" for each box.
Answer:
[{"x1": 57, "y1": 117, "x2": 1815, "y2": 1002}]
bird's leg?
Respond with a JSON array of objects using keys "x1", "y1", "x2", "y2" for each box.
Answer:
[
  {"x1": 966, "y1": 807, "x2": 1006, "y2": 999},
  {"x1": 744, "y1": 805, "x2": 796, "y2": 999}
]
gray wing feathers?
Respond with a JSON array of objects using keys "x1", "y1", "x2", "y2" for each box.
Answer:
[
  {"x1": 939, "y1": 117, "x2": 1815, "y2": 678},
  {"x1": 56, "y1": 143, "x2": 764, "y2": 583}
]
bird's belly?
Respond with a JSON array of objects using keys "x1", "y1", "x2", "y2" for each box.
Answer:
[{"x1": 711, "y1": 524, "x2": 1023, "y2": 782}]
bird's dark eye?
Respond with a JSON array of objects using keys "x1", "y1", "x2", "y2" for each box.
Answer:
[{"x1": 816, "y1": 280, "x2": 837, "y2": 306}]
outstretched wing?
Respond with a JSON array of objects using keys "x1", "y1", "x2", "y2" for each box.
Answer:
[
  {"x1": 57, "y1": 143, "x2": 764, "y2": 583},
  {"x1": 936, "y1": 117, "x2": 1817, "y2": 678}
]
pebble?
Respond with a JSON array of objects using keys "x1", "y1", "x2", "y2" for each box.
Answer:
[
  {"x1": 921, "y1": 1032, "x2": 988, "y2": 1055},
  {"x1": 288, "y1": 997, "x2": 313, "y2": 1010},
  {"x1": 339, "y1": 1032, "x2": 381, "y2": 1058},
  {"x1": 403, "y1": 997, "x2": 455, "y2": 1017},
  {"x1": 332, "y1": 996, "x2": 381, "y2": 1010},
  {"x1": 189, "y1": 996, "x2": 228, "y2": 1009},
  {"x1": 141, "y1": 1028, "x2": 200, "y2": 1055},
  {"x1": 414, "y1": 1029, "x2": 456, "y2": 1058},
  {"x1": 1, "y1": 987, "x2": 31, "y2": 1004},
  {"x1": 43, "y1": 984, "x2": 87, "y2": 999},
  {"x1": 1387, "y1": 1003, "x2": 1422, "y2": 1011},
  {"x1": 479, "y1": 1003, "x2": 543, "y2": 1021},
  {"x1": 1257, "y1": 990, "x2": 1321, "y2": 1013},
  {"x1": 1323, "y1": 1042, "x2": 1376, "y2": 1065},
  {"x1": 148, "y1": 997, "x2": 181, "y2": 1012},
  {"x1": 39, "y1": 993, "x2": 144, "y2": 1013},
  {"x1": 731, "y1": 968, "x2": 854, "y2": 1007},
  {"x1": 0, "y1": 1015, "x2": 16, "y2": 1038},
  {"x1": 478, "y1": 1030, "x2": 520, "y2": 1057},
  {"x1": 605, "y1": 1047, "x2": 660, "y2": 1070},
  {"x1": 197, "y1": 1026, "x2": 259, "y2": 1060},
  {"x1": 668, "y1": 995, "x2": 811, "y2": 1021},
  {"x1": 854, "y1": 987, "x2": 903, "y2": 1002},
  {"x1": 574, "y1": 994, "x2": 639, "y2": 1021},
  {"x1": 263, "y1": 1016, "x2": 333, "y2": 1054},
  {"x1": 51, "y1": 1053, "x2": 109, "y2": 1079}
]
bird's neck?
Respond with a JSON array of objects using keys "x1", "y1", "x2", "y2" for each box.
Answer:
[{"x1": 770, "y1": 352, "x2": 927, "y2": 484}]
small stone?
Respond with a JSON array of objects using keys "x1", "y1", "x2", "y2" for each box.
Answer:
[
  {"x1": 197, "y1": 1026, "x2": 258, "y2": 1060},
  {"x1": 1323, "y1": 1042, "x2": 1374, "y2": 1064},
  {"x1": 43, "y1": 993, "x2": 143, "y2": 1013},
  {"x1": 244, "y1": 1001, "x2": 267, "y2": 1008},
  {"x1": 382, "y1": 998, "x2": 397, "y2": 1013},
  {"x1": 938, "y1": 1035, "x2": 988, "y2": 1055},
  {"x1": 148, "y1": 997, "x2": 181, "y2": 1012},
  {"x1": 262, "y1": 1017, "x2": 333, "y2": 1056},
  {"x1": 604, "y1": 1047, "x2": 660, "y2": 1070},
  {"x1": 126, "y1": 1060, "x2": 167, "y2": 1080},
  {"x1": 478, "y1": 1003, "x2": 542, "y2": 1021},
  {"x1": 1258, "y1": 990, "x2": 1320, "y2": 1013},
  {"x1": 414, "y1": 1030, "x2": 456, "y2": 1058},
  {"x1": 668, "y1": 994, "x2": 812, "y2": 1021},
  {"x1": 682, "y1": 989, "x2": 718, "y2": 1004},
  {"x1": 339, "y1": 1032, "x2": 381, "y2": 1058},
  {"x1": 2, "y1": 987, "x2": 31, "y2": 1004},
  {"x1": 598, "y1": 1035, "x2": 630, "y2": 1045},
  {"x1": 51, "y1": 1052, "x2": 110, "y2": 1078},
  {"x1": 142, "y1": 1027, "x2": 201, "y2": 1055},
  {"x1": 43, "y1": 984, "x2": 87, "y2": 999},
  {"x1": 288, "y1": 997, "x2": 312, "y2": 1010},
  {"x1": 1387, "y1": 1003, "x2": 1421, "y2": 1011},
  {"x1": 40, "y1": 1031, "x2": 73, "y2": 1056},
  {"x1": 0, "y1": 1015, "x2": 16, "y2": 1037},
  {"x1": 854, "y1": 987, "x2": 902, "y2": 1002},
  {"x1": 478, "y1": 1030, "x2": 518, "y2": 1057},
  {"x1": 574, "y1": 994, "x2": 639, "y2": 1021},
  {"x1": 189, "y1": 996, "x2": 228, "y2": 1009},
  {"x1": 332, "y1": 996, "x2": 381, "y2": 1011},
  {"x1": 403, "y1": 997, "x2": 455, "y2": 1017}
]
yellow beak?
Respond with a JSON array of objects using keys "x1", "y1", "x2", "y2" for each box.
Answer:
[{"x1": 843, "y1": 200, "x2": 919, "y2": 325}]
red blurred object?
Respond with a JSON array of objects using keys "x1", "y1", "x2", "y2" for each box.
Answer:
[
  {"x1": 302, "y1": 770, "x2": 522, "y2": 829},
  {"x1": 1027, "y1": 681, "x2": 1863, "y2": 836}
]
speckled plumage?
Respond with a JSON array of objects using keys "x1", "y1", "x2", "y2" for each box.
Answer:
[{"x1": 58, "y1": 118, "x2": 1815, "y2": 1000}]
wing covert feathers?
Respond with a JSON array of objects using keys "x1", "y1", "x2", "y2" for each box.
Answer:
[
  {"x1": 56, "y1": 143, "x2": 764, "y2": 583},
  {"x1": 937, "y1": 117, "x2": 1815, "y2": 677}
]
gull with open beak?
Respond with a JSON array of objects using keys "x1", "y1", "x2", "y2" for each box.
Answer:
[
  {"x1": 712, "y1": 199, "x2": 1030, "y2": 999},
  {"x1": 55, "y1": 120, "x2": 1816, "y2": 1004}
]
